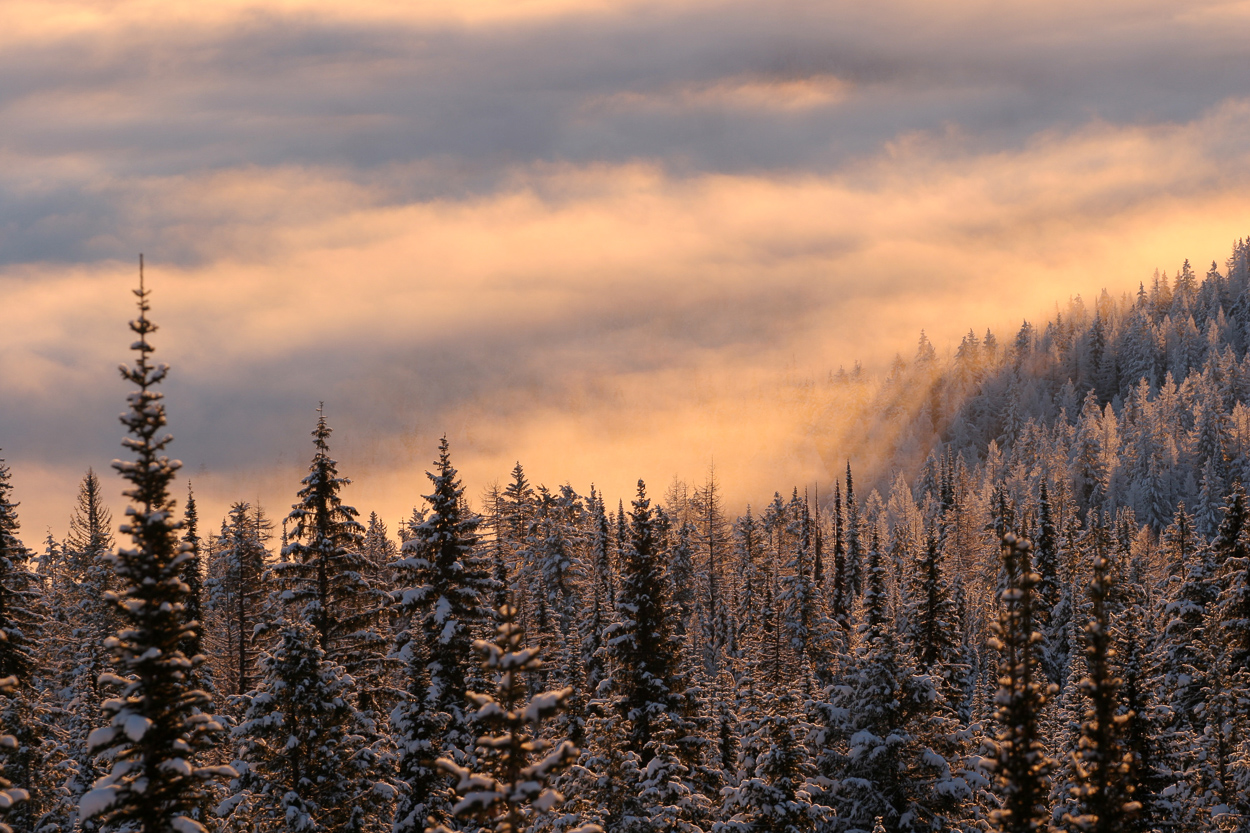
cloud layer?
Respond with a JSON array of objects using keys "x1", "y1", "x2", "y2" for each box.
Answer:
[{"x1": 3, "y1": 0, "x2": 1250, "y2": 538}]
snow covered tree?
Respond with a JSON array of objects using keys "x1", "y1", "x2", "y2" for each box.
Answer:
[
  {"x1": 607, "y1": 480, "x2": 690, "y2": 765},
  {"x1": 692, "y1": 468, "x2": 732, "y2": 671},
  {"x1": 987, "y1": 534, "x2": 1056, "y2": 833},
  {"x1": 817, "y1": 533, "x2": 964, "y2": 833},
  {"x1": 1117, "y1": 611, "x2": 1164, "y2": 833},
  {"x1": 565, "y1": 706, "x2": 645, "y2": 833},
  {"x1": 0, "y1": 459, "x2": 64, "y2": 833},
  {"x1": 634, "y1": 709, "x2": 708, "y2": 833},
  {"x1": 62, "y1": 468, "x2": 118, "y2": 717},
  {"x1": 0, "y1": 673, "x2": 28, "y2": 833},
  {"x1": 910, "y1": 531, "x2": 961, "y2": 697},
  {"x1": 274, "y1": 409, "x2": 389, "y2": 693},
  {"x1": 390, "y1": 638, "x2": 450, "y2": 833},
  {"x1": 179, "y1": 485, "x2": 207, "y2": 668},
  {"x1": 1060, "y1": 547, "x2": 1137, "y2": 833},
  {"x1": 0, "y1": 456, "x2": 38, "y2": 688},
  {"x1": 1213, "y1": 483, "x2": 1250, "y2": 682},
  {"x1": 205, "y1": 502, "x2": 270, "y2": 699},
  {"x1": 718, "y1": 690, "x2": 830, "y2": 833},
  {"x1": 218, "y1": 617, "x2": 393, "y2": 832},
  {"x1": 431, "y1": 604, "x2": 594, "y2": 833},
  {"x1": 392, "y1": 437, "x2": 494, "y2": 798},
  {"x1": 80, "y1": 271, "x2": 232, "y2": 833}
]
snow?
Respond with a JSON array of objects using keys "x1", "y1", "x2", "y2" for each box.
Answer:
[
  {"x1": 123, "y1": 713, "x2": 153, "y2": 742},
  {"x1": 80, "y1": 786, "x2": 121, "y2": 818},
  {"x1": 87, "y1": 726, "x2": 117, "y2": 750}
]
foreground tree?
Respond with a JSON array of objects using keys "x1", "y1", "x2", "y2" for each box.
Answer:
[
  {"x1": 0, "y1": 671, "x2": 28, "y2": 833},
  {"x1": 987, "y1": 534, "x2": 1056, "y2": 833},
  {"x1": 606, "y1": 480, "x2": 689, "y2": 764},
  {"x1": 391, "y1": 437, "x2": 494, "y2": 823},
  {"x1": 432, "y1": 604, "x2": 597, "y2": 833},
  {"x1": 218, "y1": 618, "x2": 393, "y2": 833},
  {"x1": 80, "y1": 269, "x2": 232, "y2": 833},
  {"x1": 275, "y1": 410, "x2": 389, "y2": 688},
  {"x1": 1061, "y1": 547, "x2": 1137, "y2": 833}
]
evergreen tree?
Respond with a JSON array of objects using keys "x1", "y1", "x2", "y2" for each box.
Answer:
[
  {"x1": 817, "y1": 533, "x2": 965, "y2": 832},
  {"x1": 63, "y1": 468, "x2": 117, "y2": 718},
  {"x1": 392, "y1": 438, "x2": 493, "y2": 788},
  {"x1": 0, "y1": 456, "x2": 37, "y2": 695},
  {"x1": 80, "y1": 271, "x2": 231, "y2": 833},
  {"x1": 0, "y1": 673, "x2": 28, "y2": 833},
  {"x1": 1214, "y1": 483, "x2": 1250, "y2": 679},
  {"x1": 179, "y1": 484, "x2": 207, "y2": 666},
  {"x1": 692, "y1": 468, "x2": 731, "y2": 671},
  {"x1": 911, "y1": 531, "x2": 961, "y2": 694},
  {"x1": 219, "y1": 618, "x2": 392, "y2": 832},
  {"x1": 1061, "y1": 546, "x2": 1137, "y2": 833},
  {"x1": 845, "y1": 464, "x2": 863, "y2": 601},
  {"x1": 390, "y1": 638, "x2": 449, "y2": 833},
  {"x1": 718, "y1": 690, "x2": 830, "y2": 833},
  {"x1": 1117, "y1": 611, "x2": 1164, "y2": 833},
  {"x1": 606, "y1": 480, "x2": 689, "y2": 765},
  {"x1": 1156, "y1": 504, "x2": 1214, "y2": 732},
  {"x1": 275, "y1": 410, "x2": 388, "y2": 692},
  {"x1": 0, "y1": 458, "x2": 64, "y2": 833},
  {"x1": 431, "y1": 604, "x2": 593, "y2": 833},
  {"x1": 205, "y1": 502, "x2": 269, "y2": 699},
  {"x1": 987, "y1": 534, "x2": 1056, "y2": 833}
]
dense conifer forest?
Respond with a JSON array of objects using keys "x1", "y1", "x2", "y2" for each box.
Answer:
[{"x1": 7, "y1": 241, "x2": 1250, "y2": 832}]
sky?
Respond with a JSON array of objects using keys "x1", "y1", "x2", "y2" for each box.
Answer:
[{"x1": 4, "y1": 0, "x2": 1250, "y2": 542}]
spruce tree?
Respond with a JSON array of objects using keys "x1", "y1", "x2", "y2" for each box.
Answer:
[
  {"x1": 718, "y1": 690, "x2": 830, "y2": 833},
  {"x1": 63, "y1": 468, "x2": 117, "y2": 716},
  {"x1": 205, "y1": 502, "x2": 269, "y2": 699},
  {"x1": 0, "y1": 458, "x2": 61, "y2": 833},
  {"x1": 390, "y1": 638, "x2": 449, "y2": 833},
  {"x1": 275, "y1": 410, "x2": 388, "y2": 689},
  {"x1": 431, "y1": 604, "x2": 595, "y2": 833},
  {"x1": 911, "y1": 531, "x2": 961, "y2": 695},
  {"x1": 1033, "y1": 481, "x2": 1065, "y2": 689},
  {"x1": 1214, "y1": 483, "x2": 1250, "y2": 678},
  {"x1": 818, "y1": 533, "x2": 963, "y2": 832},
  {"x1": 80, "y1": 270, "x2": 230, "y2": 833},
  {"x1": 607, "y1": 480, "x2": 689, "y2": 764},
  {"x1": 179, "y1": 484, "x2": 207, "y2": 665},
  {"x1": 987, "y1": 534, "x2": 1056, "y2": 833},
  {"x1": 1061, "y1": 547, "x2": 1137, "y2": 833},
  {"x1": 219, "y1": 618, "x2": 392, "y2": 832},
  {"x1": 0, "y1": 673, "x2": 27, "y2": 833},
  {"x1": 392, "y1": 437, "x2": 494, "y2": 798},
  {"x1": 0, "y1": 460, "x2": 36, "y2": 685},
  {"x1": 1117, "y1": 611, "x2": 1164, "y2": 833}
]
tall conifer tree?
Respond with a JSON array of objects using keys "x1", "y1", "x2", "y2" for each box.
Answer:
[
  {"x1": 81, "y1": 267, "x2": 230, "y2": 832},
  {"x1": 988, "y1": 534, "x2": 1055, "y2": 833}
]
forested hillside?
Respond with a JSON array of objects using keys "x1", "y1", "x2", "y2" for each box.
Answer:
[{"x1": 4, "y1": 241, "x2": 1250, "y2": 832}]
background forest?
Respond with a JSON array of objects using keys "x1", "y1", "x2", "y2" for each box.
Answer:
[{"x1": 5, "y1": 239, "x2": 1250, "y2": 832}]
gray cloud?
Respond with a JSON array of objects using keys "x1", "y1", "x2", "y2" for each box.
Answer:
[{"x1": 3, "y1": 1, "x2": 1250, "y2": 266}]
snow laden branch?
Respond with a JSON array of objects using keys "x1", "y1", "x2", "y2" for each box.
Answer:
[
  {"x1": 0, "y1": 672, "x2": 28, "y2": 833},
  {"x1": 431, "y1": 603, "x2": 601, "y2": 833}
]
